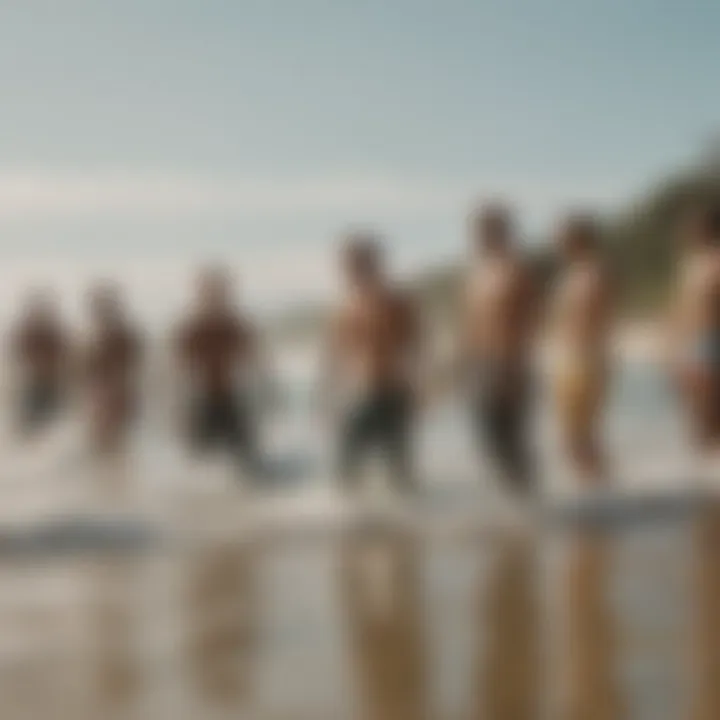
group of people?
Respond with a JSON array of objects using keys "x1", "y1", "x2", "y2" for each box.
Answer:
[
  {"x1": 10, "y1": 271, "x2": 266, "y2": 472},
  {"x1": 8, "y1": 200, "x2": 720, "y2": 496}
]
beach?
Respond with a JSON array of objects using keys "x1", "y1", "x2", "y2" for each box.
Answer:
[{"x1": 0, "y1": 316, "x2": 706, "y2": 720}]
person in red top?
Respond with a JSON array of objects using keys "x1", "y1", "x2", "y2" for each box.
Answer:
[
  {"x1": 84, "y1": 282, "x2": 142, "y2": 454},
  {"x1": 175, "y1": 266, "x2": 264, "y2": 478},
  {"x1": 10, "y1": 289, "x2": 70, "y2": 436}
]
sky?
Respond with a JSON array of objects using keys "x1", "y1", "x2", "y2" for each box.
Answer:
[{"x1": 0, "y1": 0, "x2": 718, "y2": 318}]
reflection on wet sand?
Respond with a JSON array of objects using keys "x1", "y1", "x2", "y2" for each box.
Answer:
[
  {"x1": 86, "y1": 557, "x2": 142, "y2": 717},
  {"x1": 0, "y1": 561, "x2": 89, "y2": 720},
  {"x1": 0, "y1": 507, "x2": 700, "y2": 719},
  {"x1": 475, "y1": 538, "x2": 539, "y2": 720},
  {"x1": 686, "y1": 503, "x2": 720, "y2": 720},
  {"x1": 339, "y1": 530, "x2": 428, "y2": 720},
  {"x1": 183, "y1": 539, "x2": 259, "y2": 711},
  {"x1": 559, "y1": 530, "x2": 624, "y2": 720}
]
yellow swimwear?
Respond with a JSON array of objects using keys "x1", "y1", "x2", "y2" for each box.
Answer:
[{"x1": 553, "y1": 349, "x2": 607, "y2": 435}]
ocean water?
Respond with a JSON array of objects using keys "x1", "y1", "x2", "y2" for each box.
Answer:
[
  {"x1": 0, "y1": 354, "x2": 709, "y2": 720},
  {"x1": 0, "y1": 354, "x2": 689, "y2": 523},
  {"x1": 267, "y1": 353, "x2": 689, "y2": 494}
]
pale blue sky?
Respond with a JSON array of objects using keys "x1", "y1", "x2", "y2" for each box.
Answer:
[{"x1": 0, "y1": 0, "x2": 718, "y2": 312}]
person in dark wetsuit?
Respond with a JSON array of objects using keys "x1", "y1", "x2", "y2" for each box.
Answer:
[
  {"x1": 10, "y1": 290, "x2": 69, "y2": 436},
  {"x1": 84, "y1": 283, "x2": 143, "y2": 454},
  {"x1": 320, "y1": 235, "x2": 423, "y2": 494},
  {"x1": 175, "y1": 267, "x2": 264, "y2": 478}
]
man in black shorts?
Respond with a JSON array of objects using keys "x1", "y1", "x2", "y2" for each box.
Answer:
[
  {"x1": 460, "y1": 203, "x2": 539, "y2": 496},
  {"x1": 175, "y1": 267, "x2": 265, "y2": 479},
  {"x1": 321, "y1": 235, "x2": 423, "y2": 494}
]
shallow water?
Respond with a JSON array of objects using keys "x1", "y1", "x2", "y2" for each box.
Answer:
[{"x1": 0, "y1": 357, "x2": 711, "y2": 719}]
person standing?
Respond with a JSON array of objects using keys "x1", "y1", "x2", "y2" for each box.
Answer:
[
  {"x1": 320, "y1": 235, "x2": 423, "y2": 495},
  {"x1": 174, "y1": 267, "x2": 266, "y2": 480},
  {"x1": 83, "y1": 282, "x2": 143, "y2": 455},
  {"x1": 549, "y1": 213, "x2": 614, "y2": 487},
  {"x1": 668, "y1": 204, "x2": 720, "y2": 469},
  {"x1": 460, "y1": 203, "x2": 540, "y2": 498}
]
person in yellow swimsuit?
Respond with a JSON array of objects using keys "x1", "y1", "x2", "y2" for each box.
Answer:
[{"x1": 550, "y1": 213, "x2": 613, "y2": 487}]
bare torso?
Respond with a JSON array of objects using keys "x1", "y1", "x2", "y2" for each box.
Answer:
[
  {"x1": 675, "y1": 250, "x2": 720, "y2": 358},
  {"x1": 177, "y1": 314, "x2": 254, "y2": 396},
  {"x1": 332, "y1": 289, "x2": 418, "y2": 393},
  {"x1": 464, "y1": 256, "x2": 535, "y2": 364},
  {"x1": 85, "y1": 325, "x2": 142, "y2": 448},
  {"x1": 551, "y1": 261, "x2": 611, "y2": 357},
  {"x1": 14, "y1": 321, "x2": 67, "y2": 385}
]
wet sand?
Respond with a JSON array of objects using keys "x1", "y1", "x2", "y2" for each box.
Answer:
[
  {"x1": 0, "y1": 344, "x2": 705, "y2": 720},
  {"x1": 0, "y1": 485, "x2": 714, "y2": 720}
]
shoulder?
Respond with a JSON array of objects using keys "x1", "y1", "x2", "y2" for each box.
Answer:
[
  {"x1": 586, "y1": 260, "x2": 610, "y2": 289},
  {"x1": 175, "y1": 316, "x2": 200, "y2": 347},
  {"x1": 513, "y1": 255, "x2": 539, "y2": 296},
  {"x1": 390, "y1": 288, "x2": 419, "y2": 322},
  {"x1": 709, "y1": 251, "x2": 720, "y2": 287},
  {"x1": 507, "y1": 253, "x2": 531, "y2": 283},
  {"x1": 129, "y1": 324, "x2": 144, "y2": 348},
  {"x1": 331, "y1": 300, "x2": 356, "y2": 328},
  {"x1": 392, "y1": 286, "x2": 415, "y2": 310},
  {"x1": 463, "y1": 265, "x2": 484, "y2": 299},
  {"x1": 234, "y1": 314, "x2": 257, "y2": 342}
]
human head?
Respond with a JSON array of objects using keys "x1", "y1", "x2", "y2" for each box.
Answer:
[
  {"x1": 557, "y1": 211, "x2": 601, "y2": 261},
  {"x1": 678, "y1": 202, "x2": 720, "y2": 250},
  {"x1": 88, "y1": 281, "x2": 124, "y2": 328},
  {"x1": 340, "y1": 233, "x2": 384, "y2": 290},
  {"x1": 23, "y1": 287, "x2": 57, "y2": 324},
  {"x1": 469, "y1": 201, "x2": 513, "y2": 255},
  {"x1": 196, "y1": 265, "x2": 234, "y2": 314}
]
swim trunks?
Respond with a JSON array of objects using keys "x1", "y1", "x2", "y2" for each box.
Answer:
[
  {"x1": 187, "y1": 391, "x2": 262, "y2": 477},
  {"x1": 470, "y1": 359, "x2": 534, "y2": 495},
  {"x1": 337, "y1": 384, "x2": 415, "y2": 492}
]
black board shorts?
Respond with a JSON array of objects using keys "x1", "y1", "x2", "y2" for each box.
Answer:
[
  {"x1": 337, "y1": 385, "x2": 415, "y2": 489},
  {"x1": 470, "y1": 360, "x2": 534, "y2": 494},
  {"x1": 187, "y1": 391, "x2": 262, "y2": 474}
]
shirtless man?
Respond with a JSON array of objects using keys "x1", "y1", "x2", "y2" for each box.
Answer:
[
  {"x1": 84, "y1": 283, "x2": 143, "y2": 454},
  {"x1": 10, "y1": 289, "x2": 70, "y2": 436},
  {"x1": 550, "y1": 213, "x2": 613, "y2": 486},
  {"x1": 461, "y1": 203, "x2": 539, "y2": 496},
  {"x1": 175, "y1": 267, "x2": 264, "y2": 479},
  {"x1": 669, "y1": 204, "x2": 720, "y2": 460},
  {"x1": 322, "y1": 235, "x2": 422, "y2": 494}
]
